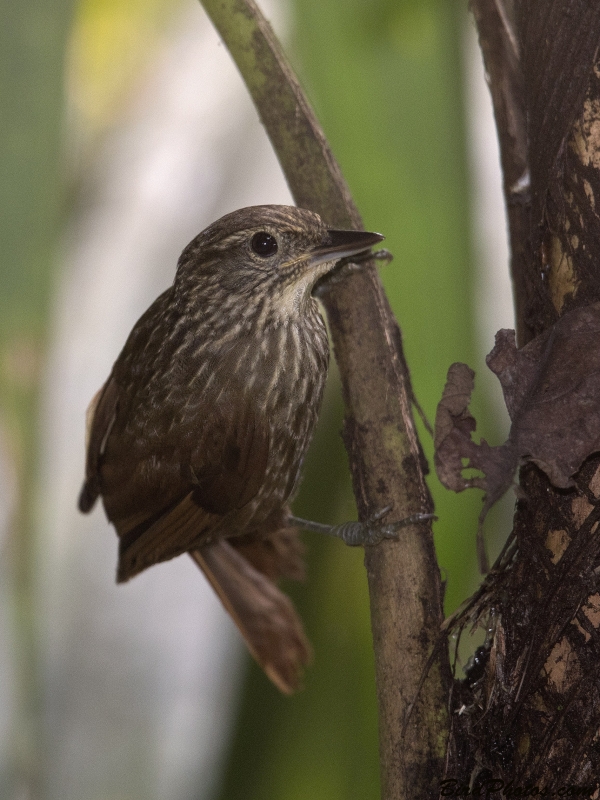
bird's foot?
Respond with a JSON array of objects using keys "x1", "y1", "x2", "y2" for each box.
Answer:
[
  {"x1": 313, "y1": 248, "x2": 393, "y2": 297},
  {"x1": 341, "y1": 247, "x2": 393, "y2": 268},
  {"x1": 288, "y1": 506, "x2": 436, "y2": 547}
]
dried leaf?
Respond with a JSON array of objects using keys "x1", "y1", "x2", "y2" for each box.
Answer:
[
  {"x1": 434, "y1": 363, "x2": 517, "y2": 571},
  {"x1": 435, "y1": 303, "x2": 600, "y2": 544},
  {"x1": 491, "y1": 303, "x2": 600, "y2": 488}
]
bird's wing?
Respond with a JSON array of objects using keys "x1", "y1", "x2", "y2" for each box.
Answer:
[
  {"x1": 83, "y1": 340, "x2": 271, "y2": 579},
  {"x1": 78, "y1": 375, "x2": 119, "y2": 513},
  {"x1": 112, "y1": 385, "x2": 271, "y2": 581},
  {"x1": 190, "y1": 538, "x2": 312, "y2": 694},
  {"x1": 116, "y1": 491, "x2": 208, "y2": 581},
  {"x1": 79, "y1": 289, "x2": 274, "y2": 575}
]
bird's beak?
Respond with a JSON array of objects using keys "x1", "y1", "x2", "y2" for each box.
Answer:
[{"x1": 309, "y1": 229, "x2": 384, "y2": 266}]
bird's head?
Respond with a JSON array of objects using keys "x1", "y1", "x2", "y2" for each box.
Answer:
[{"x1": 174, "y1": 205, "x2": 383, "y2": 320}]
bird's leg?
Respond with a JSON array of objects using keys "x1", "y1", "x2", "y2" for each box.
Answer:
[
  {"x1": 313, "y1": 248, "x2": 393, "y2": 297},
  {"x1": 288, "y1": 506, "x2": 436, "y2": 547}
]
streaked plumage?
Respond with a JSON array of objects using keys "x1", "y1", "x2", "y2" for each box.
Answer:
[{"x1": 79, "y1": 205, "x2": 383, "y2": 692}]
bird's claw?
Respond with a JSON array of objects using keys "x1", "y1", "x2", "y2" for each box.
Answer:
[
  {"x1": 367, "y1": 248, "x2": 393, "y2": 265},
  {"x1": 335, "y1": 247, "x2": 393, "y2": 267},
  {"x1": 288, "y1": 507, "x2": 436, "y2": 548},
  {"x1": 329, "y1": 508, "x2": 436, "y2": 547},
  {"x1": 313, "y1": 248, "x2": 393, "y2": 297}
]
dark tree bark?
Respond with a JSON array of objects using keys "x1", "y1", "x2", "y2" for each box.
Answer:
[{"x1": 447, "y1": 1, "x2": 600, "y2": 790}]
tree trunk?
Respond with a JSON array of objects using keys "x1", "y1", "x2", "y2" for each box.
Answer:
[{"x1": 448, "y1": 1, "x2": 600, "y2": 789}]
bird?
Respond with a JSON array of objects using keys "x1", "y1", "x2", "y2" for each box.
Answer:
[{"x1": 79, "y1": 204, "x2": 384, "y2": 693}]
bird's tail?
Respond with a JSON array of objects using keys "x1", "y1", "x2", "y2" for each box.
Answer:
[{"x1": 190, "y1": 531, "x2": 312, "y2": 694}]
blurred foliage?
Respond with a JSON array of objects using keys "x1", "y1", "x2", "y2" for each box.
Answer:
[
  {"x1": 0, "y1": 0, "x2": 75, "y2": 794},
  {"x1": 217, "y1": 2, "x2": 491, "y2": 800},
  {"x1": 68, "y1": 0, "x2": 177, "y2": 138},
  {"x1": 0, "y1": 0, "x2": 74, "y2": 392}
]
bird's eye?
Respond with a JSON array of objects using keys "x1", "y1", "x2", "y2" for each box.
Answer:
[{"x1": 251, "y1": 231, "x2": 278, "y2": 257}]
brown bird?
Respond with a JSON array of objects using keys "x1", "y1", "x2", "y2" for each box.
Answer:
[{"x1": 79, "y1": 204, "x2": 383, "y2": 693}]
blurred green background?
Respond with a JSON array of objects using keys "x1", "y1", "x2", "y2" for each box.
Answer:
[{"x1": 0, "y1": 0, "x2": 507, "y2": 798}]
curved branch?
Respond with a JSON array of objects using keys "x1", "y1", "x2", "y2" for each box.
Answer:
[{"x1": 199, "y1": 1, "x2": 450, "y2": 796}]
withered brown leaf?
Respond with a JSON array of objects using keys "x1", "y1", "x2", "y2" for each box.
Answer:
[{"x1": 435, "y1": 303, "x2": 600, "y2": 570}]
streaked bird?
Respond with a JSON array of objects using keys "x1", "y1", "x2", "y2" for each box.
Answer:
[{"x1": 79, "y1": 204, "x2": 383, "y2": 692}]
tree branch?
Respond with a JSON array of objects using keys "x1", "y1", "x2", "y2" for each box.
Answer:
[{"x1": 198, "y1": 1, "x2": 450, "y2": 797}]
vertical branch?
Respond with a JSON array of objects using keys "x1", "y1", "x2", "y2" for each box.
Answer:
[
  {"x1": 458, "y1": 0, "x2": 600, "y2": 787},
  {"x1": 198, "y1": 0, "x2": 450, "y2": 797}
]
